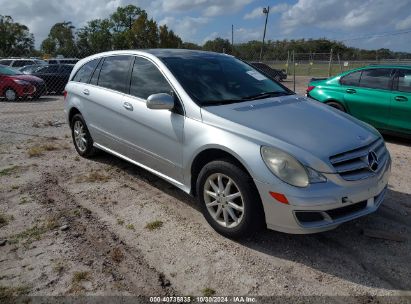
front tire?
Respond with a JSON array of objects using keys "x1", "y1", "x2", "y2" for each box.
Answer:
[
  {"x1": 196, "y1": 160, "x2": 265, "y2": 238},
  {"x1": 70, "y1": 113, "x2": 97, "y2": 157}
]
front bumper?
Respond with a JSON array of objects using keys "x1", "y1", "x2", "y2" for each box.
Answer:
[{"x1": 254, "y1": 155, "x2": 391, "y2": 234}]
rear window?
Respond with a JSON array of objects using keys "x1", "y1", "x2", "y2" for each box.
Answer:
[
  {"x1": 359, "y1": 68, "x2": 393, "y2": 90},
  {"x1": 0, "y1": 60, "x2": 12, "y2": 66},
  {"x1": 72, "y1": 59, "x2": 99, "y2": 83},
  {"x1": 97, "y1": 56, "x2": 132, "y2": 93},
  {"x1": 60, "y1": 60, "x2": 78, "y2": 64},
  {"x1": 60, "y1": 65, "x2": 74, "y2": 73},
  {"x1": 395, "y1": 69, "x2": 411, "y2": 93},
  {"x1": 37, "y1": 65, "x2": 59, "y2": 73}
]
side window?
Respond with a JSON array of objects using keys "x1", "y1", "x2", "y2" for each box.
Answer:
[
  {"x1": 12, "y1": 60, "x2": 30, "y2": 67},
  {"x1": 97, "y1": 56, "x2": 132, "y2": 93},
  {"x1": 340, "y1": 71, "x2": 362, "y2": 86},
  {"x1": 72, "y1": 59, "x2": 99, "y2": 83},
  {"x1": 395, "y1": 69, "x2": 411, "y2": 93},
  {"x1": 48, "y1": 60, "x2": 58, "y2": 64},
  {"x1": 359, "y1": 68, "x2": 392, "y2": 90},
  {"x1": 89, "y1": 59, "x2": 104, "y2": 85},
  {"x1": 130, "y1": 57, "x2": 172, "y2": 99}
]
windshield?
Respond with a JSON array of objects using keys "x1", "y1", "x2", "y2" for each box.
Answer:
[
  {"x1": 0, "y1": 65, "x2": 22, "y2": 76},
  {"x1": 161, "y1": 55, "x2": 292, "y2": 106}
]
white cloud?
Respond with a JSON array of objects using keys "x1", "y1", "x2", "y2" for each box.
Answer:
[
  {"x1": 161, "y1": 0, "x2": 253, "y2": 17},
  {"x1": 234, "y1": 28, "x2": 261, "y2": 42},
  {"x1": 244, "y1": 3, "x2": 288, "y2": 20},
  {"x1": 396, "y1": 14, "x2": 411, "y2": 30},
  {"x1": 159, "y1": 16, "x2": 209, "y2": 41},
  {"x1": 280, "y1": 0, "x2": 410, "y2": 34},
  {"x1": 244, "y1": 7, "x2": 263, "y2": 20},
  {"x1": 201, "y1": 32, "x2": 219, "y2": 44}
]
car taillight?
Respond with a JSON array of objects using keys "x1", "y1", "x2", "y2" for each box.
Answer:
[
  {"x1": 63, "y1": 90, "x2": 67, "y2": 101},
  {"x1": 306, "y1": 86, "x2": 315, "y2": 94}
]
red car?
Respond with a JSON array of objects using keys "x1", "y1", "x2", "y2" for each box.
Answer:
[{"x1": 0, "y1": 65, "x2": 46, "y2": 101}]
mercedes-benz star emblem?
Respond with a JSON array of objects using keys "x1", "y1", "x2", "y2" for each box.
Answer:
[{"x1": 367, "y1": 151, "x2": 379, "y2": 172}]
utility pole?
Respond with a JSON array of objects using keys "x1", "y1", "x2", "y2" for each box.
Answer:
[{"x1": 259, "y1": 6, "x2": 270, "y2": 61}]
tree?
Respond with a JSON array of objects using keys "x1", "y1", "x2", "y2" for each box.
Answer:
[
  {"x1": 159, "y1": 25, "x2": 182, "y2": 48},
  {"x1": 41, "y1": 21, "x2": 77, "y2": 57},
  {"x1": 181, "y1": 42, "x2": 202, "y2": 50},
  {"x1": 110, "y1": 5, "x2": 145, "y2": 49},
  {"x1": 0, "y1": 15, "x2": 34, "y2": 57},
  {"x1": 203, "y1": 38, "x2": 232, "y2": 54},
  {"x1": 128, "y1": 12, "x2": 159, "y2": 48},
  {"x1": 77, "y1": 19, "x2": 112, "y2": 57}
]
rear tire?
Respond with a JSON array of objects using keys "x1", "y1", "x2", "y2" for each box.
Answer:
[
  {"x1": 196, "y1": 160, "x2": 265, "y2": 238},
  {"x1": 326, "y1": 101, "x2": 346, "y2": 112},
  {"x1": 4, "y1": 88, "x2": 18, "y2": 102},
  {"x1": 70, "y1": 113, "x2": 97, "y2": 158}
]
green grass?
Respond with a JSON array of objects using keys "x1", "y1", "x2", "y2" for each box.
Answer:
[
  {"x1": 145, "y1": 220, "x2": 163, "y2": 230},
  {"x1": 126, "y1": 224, "x2": 135, "y2": 230},
  {"x1": 202, "y1": 288, "x2": 216, "y2": 297},
  {"x1": 72, "y1": 271, "x2": 90, "y2": 283},
  {"x1": 116, "y1": 218, "x2": 124, "y2": 225},
  {"x1": 0, "y1": 285, "x2": 30, "y2": 301},
  {"x1": 0, "y1": 212, "x2": 13, "y2": 228},
  {"x1": 0, "y1": 165, "x2": 19, "y2": 176},
  {"x1": 9, "y1": 218, "x2": 58, "y2": 244}
]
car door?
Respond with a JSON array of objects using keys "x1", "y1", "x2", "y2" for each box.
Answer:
[
  {"x1": 120, "y1": 56, "x2": 185, "y2": 182},
  {"x1": 343, "y1": 68, "x2": 393, "y2": 129},
  {"x1": 68, "y1": 57, "x2": 100, "y2": 129},
  {"x1": 81, "y1": 55, "x2": 133, "y2": 158},
  {"x1": 389, "y1": 68, "x2": 411, "y2": 134}
]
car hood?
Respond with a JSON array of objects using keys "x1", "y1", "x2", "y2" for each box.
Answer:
[
  {"x1": 13, "y1": 74, "x2": 44, "y2": 84},
  {"x1": 200, "y1": 95, "x2": 380, "y2": 172}
]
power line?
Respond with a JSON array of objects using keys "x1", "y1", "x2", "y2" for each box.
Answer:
[{"x1": 338, "y1": 28, "x2": 411, "y2": 41}]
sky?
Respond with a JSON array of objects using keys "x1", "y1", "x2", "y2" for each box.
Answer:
[{"x1": 2, "y1": 0, "x2": 411, "y2": 52}]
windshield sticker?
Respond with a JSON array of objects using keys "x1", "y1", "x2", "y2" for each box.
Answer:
[{"x1": 246, "y1": 70, "x2": 267, "y2": 81}]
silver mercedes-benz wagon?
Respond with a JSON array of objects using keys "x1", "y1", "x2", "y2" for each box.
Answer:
[{"x1": 64, "y1": 49, "x2": 391, "y2": 238}]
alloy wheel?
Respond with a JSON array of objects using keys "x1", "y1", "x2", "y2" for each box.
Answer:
[
  {"x1": 203, "y1": 173, "x2": 245, "y2": 228},
  {"x1": 73, "y1": 120, "x2": 87, "y2": 152}
]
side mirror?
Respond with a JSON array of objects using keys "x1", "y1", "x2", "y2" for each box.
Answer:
[{"x1": 146, "y1": 93, "x2": 174, "y2": 110}]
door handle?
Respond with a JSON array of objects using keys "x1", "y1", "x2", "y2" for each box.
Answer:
[
  {"x1": 346, "y1": 88, "x2": 356, "y2": 94},
  {"x1": 123, "y1": 102, "x2": 133, "y2": 111},
  {"x1": 394, "y1": 95, "x2": 408, "y2": 102},
  {"x1": 82, "y1": 89, "x2": 90, "y2": 95}
]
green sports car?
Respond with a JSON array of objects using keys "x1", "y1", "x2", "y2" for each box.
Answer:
[{"x1": 307, "y1": 65, "x2": 411, "y2": 136}]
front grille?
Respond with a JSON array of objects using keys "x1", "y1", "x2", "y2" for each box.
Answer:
[{"x1": 329, "y1": 138, "x2": 388, "y2": 181}]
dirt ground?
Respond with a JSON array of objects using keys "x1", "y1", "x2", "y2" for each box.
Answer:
[{"x1": 0, "y1": 77, "x2": 410, "y2": 301}]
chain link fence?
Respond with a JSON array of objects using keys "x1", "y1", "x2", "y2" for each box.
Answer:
[{"x1": 2, "y1": 48, "x2": 411, "y2": 101}]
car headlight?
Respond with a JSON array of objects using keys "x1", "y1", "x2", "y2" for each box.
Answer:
[
  {"x1": 261, "y1": 146, "x2": 326, "y2": 187},
  {"x1": 13, "y1": 79, "x2": 30, "y2": 85}
]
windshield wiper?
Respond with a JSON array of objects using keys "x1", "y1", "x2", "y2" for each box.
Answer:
[
  {"x1": 201, "y1": 99, "x2": 244, "y2": 106},
  {"x1": 241, "y1": 91, "x2": 293, "y2": 101},
  {"x1": 201, "y1": 91, "x2": 294, "y2": 106}
]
